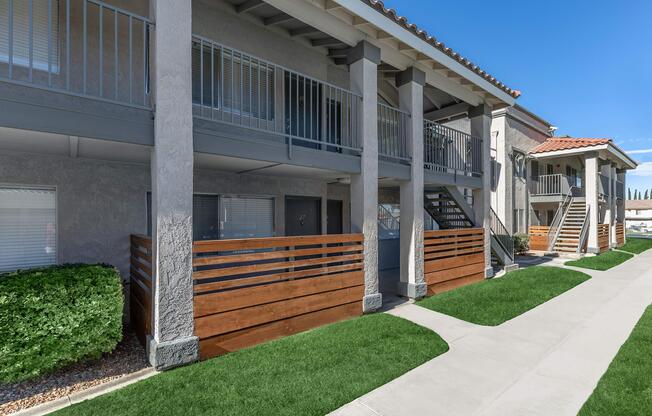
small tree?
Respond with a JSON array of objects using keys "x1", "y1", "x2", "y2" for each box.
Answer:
[
  {"x1": 634, "y1": 190, "x2": 638, "y2": 200},
  {"x1": 628, "y1": 188, "x2": 632, "y2": 200},
  {"x1": 646, "y1": 190, "x2": 650, "y2": 200}
]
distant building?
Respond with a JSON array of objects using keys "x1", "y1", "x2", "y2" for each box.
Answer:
[{"x1": 626, "y1": 200, "x2": 652, "y2": 232}]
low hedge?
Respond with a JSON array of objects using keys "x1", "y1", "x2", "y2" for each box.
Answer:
[{"x1": 0, "y1": 264, "x2": 123, "y2": 384}]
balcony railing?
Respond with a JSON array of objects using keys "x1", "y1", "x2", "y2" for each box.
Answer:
[
  {"x1": 377, "y1": 102, "x2": 410, "y2": 163},
  {"x1": 191, "y1": 36, "x2": 362, "y2": 154},
  {"x1": 616, "y1": 180, "x2": 624, "y2": 200},
  {"x1": 0, "y1": 0, "x2": 152, "y2": 108},
  {"x1": 530, "y1": 174, "x2": 584, "y2": 197},
  {"x1": 423, "y1": 120, "x2": 483, "y2": 176},
  {"x1": 599, "y1": 173, "x2": 610, "y2": 197}
]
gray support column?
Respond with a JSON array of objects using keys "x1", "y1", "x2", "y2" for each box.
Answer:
[
  {"x1": 397, "y1": 67, "x2": 426, "y2": 299},
  {"x1": 148, "y1": 0, "x2": 198, "y2": 369},
  {"x1": 469, "y1": 104, "x2": 493, "y2": 277},
  {"x1": 610, "y1": 164, "x2": 618, "y2": 247},
  {"x1": 348, "y1": 41, "x2": 381, "y2": 312},
  {"x1": 585, "y1": 152, "x2": 600, "y2": 253},
  {"x1": 620, "y1": 170, "x2": 627, "y2": 245}
]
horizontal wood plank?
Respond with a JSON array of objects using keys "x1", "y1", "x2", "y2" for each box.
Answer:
[
  {"x1": 193, "y1": 263, "x2": 363, "y2": 294},
  {"x1": 198, "y1": 301, "x2": 362, "y2": 360},
  {"x1": 193, "y1": 234, "x2": 363, "y2": 253},
  {"x1": 193, "y1": 253, "x2": 363, "y2": 280},
  {"x1": 424, "y1": 228, "x2": 484, "y2": 238},
  {"x1": 194, "y1": 271, "x2": 363, "y2": 317},
  {"x1": 195, "y1": 285, "x2": 364, "y2": 339},
  {"x1": 425, "y1": 261, "x2": 485, "y2": 285},
  {"x1": 193, "y1": 244, "x2": 363, "y2": 267},
  {"x1": 424, "y1": 252, "x2": 484, "y2": 274}
]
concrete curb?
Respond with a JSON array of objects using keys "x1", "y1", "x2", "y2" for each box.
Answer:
[{"x1": 13, "y1": 367, "x2": 157, "y2": 416}]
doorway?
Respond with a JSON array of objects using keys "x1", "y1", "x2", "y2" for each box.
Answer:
[
  {"x1": 327, "y1": 200, "x2": 343, "y2": 235},
  {"x1": 285, "y1": 196, "x2": 322, "y2": 236}
]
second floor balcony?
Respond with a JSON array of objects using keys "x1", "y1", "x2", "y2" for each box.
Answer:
[
  {"x1": 0, "y1": 0, "x2": 485, "y2": 184},
  {"x1": 530, "y1": 173, "x2": 584, "y2": 202}
]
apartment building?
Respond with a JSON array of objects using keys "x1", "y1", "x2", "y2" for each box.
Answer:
[
  {"x1": 490, "y1": 108, "x2": 637, "y2": 256},
  {"x1": 0, "y1": 0, "x2": 520, "y2": 368}
]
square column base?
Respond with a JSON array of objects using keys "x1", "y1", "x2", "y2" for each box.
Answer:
[
  {"x1": 147, "y1": 335, "x2": 199, "y2": 370},
  {"x1": 397, "y1": 282, "x2": 427, "y2": 299},
  {"x1": 363, "y1": 293, "x2": 382, "y2": 313},
  {"x1": 504, "y1": 264, "x2": 519, "y2": 273},
  {"x1": 485, "y1": 266, "x2": 495, "y2": 279}
]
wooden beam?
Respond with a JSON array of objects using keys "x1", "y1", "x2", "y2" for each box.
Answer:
[
  {"x1": 311, "y1": 37, "x2": 345, "y2": 47},
  {"x1": 236, "y1": 0, "x2": 264, "y2": 13},
  {"x1": 377, "y1": 31, "x2": 392, "y2": 40},
  {"x1": 264, "y1": 13, "x2": 294, "y2": 26},
  {"x1": 325, "y1": 0, "x2": 342, "y2": 10},
  {"x1": 352, "y1": 16, "x2": 371, "y2": 26},
  {"x1": 398, "y1": 42, "x2": 415, "y2": 51},
  {"x1": 424, "y1": 102, "x2": 471, "y2": 121},
  {"x1": 333, "y1": 57, "x2": 347, "y2": 66},
  {"x1": 416, "y1": 52, "x2": 431, "y2": 62},
  {"x1": 289, "y1": 26, "x2": 321, "y2": 37},
  {"x1": 328, "y1": 48, "x2": 350, "y2": 58}
]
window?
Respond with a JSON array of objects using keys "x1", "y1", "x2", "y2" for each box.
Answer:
[
  {"x1": 220, "y1": 196, "x2": 274, "y2": 239},
  {"x1": 0, "y1": 0, "x2": 60, "y2": 71},
  {"x1": 192, "y1": 44, "x2": 275, "y2": 120},
  {"x1": 0, "y1": 186, "x2": 56, "y2": 272},
  {"x1": 566, "y1": 166, "x2": 579, "y2": 187},
  {"x1": 147, "y1": 193, "x2": 274, "y2": 241},
  {"x1": 512, "y1": 151, "x2": 526, "y2": 179}
]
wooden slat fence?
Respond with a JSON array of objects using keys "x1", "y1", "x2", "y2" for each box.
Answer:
[
  {"x1": 130, "y1": 234, "x2": 153, "y2": 347},
  {"x1": 616, "y1": 223, "x2": 625, "y2": 247},
  {"x1": 598, "y1": 224, "x2": 610, "y2": 253},
  {"x1": 528, "y1": 226, "x2": 550, "y2": 251},
  {"x1": 423, "y1": 228, "x2": 485, "y2": 296},
  {"x1": 193, "y1": 234, "x2": 365, "y2": 360}
]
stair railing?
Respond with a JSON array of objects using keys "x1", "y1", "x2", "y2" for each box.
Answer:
[
  {"x1": 378, "y1": 204, "x2": 400, "y2": 234},
  {"x1": 576, "y1": 206, "x2": 591, "y2": 253},
  {"x1": 547, "y1": 186, "x2": 577, "y2": 251},
  {"x1": 490, "y1": 208, "x2": 514, "y2": 261}
]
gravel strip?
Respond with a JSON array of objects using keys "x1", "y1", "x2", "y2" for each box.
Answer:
[{"x1": 0, "y1": 327, "x2": 149, "y2": 416}]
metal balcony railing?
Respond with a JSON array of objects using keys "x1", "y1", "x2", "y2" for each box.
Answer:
[
  {"x1": 530, "y1": 174, "x2": 584, "y2": 197},
  {"x1": 599, "y1": 173, "x2": 610, "y2": 197},
  {"x1": 191, "y1": 36, "x2": 362, "y2": 153},
  {"x1": 616, "y1": 180, "x2": 624, "y2": 200},
  {"x1": 423, "y1": 120, "x2": 483, "y2": 176},
  {"x1": 377, "y1": 102, "x2": 410, "y2": 163},
  {"x1": 0, "y1": 0, "x2": 152, "y2": 108}
]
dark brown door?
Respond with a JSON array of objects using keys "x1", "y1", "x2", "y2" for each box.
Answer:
[
  {"x1": 285, "y1": 196, "x2": 321, "y2": 236},
  {"x1": 327, "y1": 200, "x2": 343, "y2": 235}
]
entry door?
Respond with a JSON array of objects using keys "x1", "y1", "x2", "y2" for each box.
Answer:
[
  {"x1": 285, "y1": 196, "x2": 321, "y2": 236},
  {"x1": 327, "y1": 200, "x2": 343, "y2": 235}
]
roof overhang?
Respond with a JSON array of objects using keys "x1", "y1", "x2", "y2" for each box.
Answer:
[
  {"x1": 263, "y1": 0, "x2": 518, "y2": 108},
  {"x1": 529, "y1": 143, "x2": 638, "y2": 170}
]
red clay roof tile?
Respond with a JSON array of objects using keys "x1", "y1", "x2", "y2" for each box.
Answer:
[{"x1": 529, "y1": 138, "x2": 612, "y2": 154}]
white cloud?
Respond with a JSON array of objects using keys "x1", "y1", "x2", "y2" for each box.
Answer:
[
  {"x1": 630, "y1": 162, "x2": 652, "y2": 177},
  {"x1": 627, "y1": 148, "x2": 652, "y2": 155}
]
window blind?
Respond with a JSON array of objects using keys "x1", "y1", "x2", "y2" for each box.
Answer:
[
  {"x1": 0, "y1": 187, "x2": 57, "y2": 272},
  {"x1": 220, "y1": 196, "x2": 274, "y2": 240},
  {"x1": 0, "y1": 0, "x2": 60, "y2": 71}
]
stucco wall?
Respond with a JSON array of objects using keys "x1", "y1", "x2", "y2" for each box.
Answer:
[{"x1": 0, "y1": 150, "x2": 346, "y2": 280}]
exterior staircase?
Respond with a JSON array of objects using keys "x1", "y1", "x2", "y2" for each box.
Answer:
[
  {"x1": 553, "y1": 201, "x2": 587, "y2": 253},
  {"x1": 424, "y1": 187, "x2": 474, "y2": 229}
]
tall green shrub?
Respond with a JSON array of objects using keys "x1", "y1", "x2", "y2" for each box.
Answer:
[
  {"x1": 0, "y1": 264, "x2": 123, "y2": 384},
  {"x1": 513, "y1": 233, "x2": 529, "y2": 255}
]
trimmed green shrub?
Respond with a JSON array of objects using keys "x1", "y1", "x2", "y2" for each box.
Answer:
[
  {"x1": 513, "y1": 233, "x2": 529, "y2": 255},
  {"x1": 0, "y1": 264, "x2": 123, "y2": 384}
]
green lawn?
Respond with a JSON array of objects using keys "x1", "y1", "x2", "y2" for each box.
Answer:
[
  {"x1": 566, "y1": 250, "x2": 634, "y2": 271},
  {"x1": 417, "y1": 266, "x2": 590, "y2": 326},
  {"x1": 579, "y1": 304, "x2": 652, "y2": 416},
  {"x1": 55, "y1": 314, "x2": 447, "y2": 416},
  {"x1": 619, "y1": 237, "x2": 652, "y2": 254}
]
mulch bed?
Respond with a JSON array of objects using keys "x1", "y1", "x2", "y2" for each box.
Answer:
[{"x1": 0, "y1": 327, "x2": 148, "y2": 415}]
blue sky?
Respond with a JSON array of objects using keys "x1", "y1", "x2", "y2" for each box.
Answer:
[{"x1": 381, "y1": 0, "x2": 652, "y2": 193}]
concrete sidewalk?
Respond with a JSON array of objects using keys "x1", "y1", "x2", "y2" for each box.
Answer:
[{"x1": 331, "y1": 250, "x2": 652, "y2": 416}]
